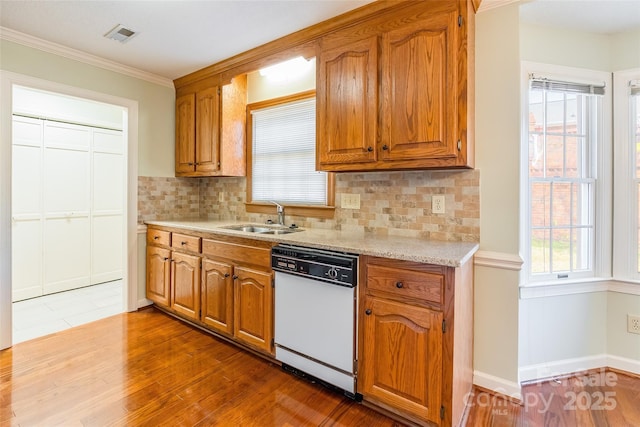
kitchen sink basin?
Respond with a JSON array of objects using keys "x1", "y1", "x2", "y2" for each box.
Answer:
[{"x1": 221, "y1": 225, "x2": 301, "y2": 234}]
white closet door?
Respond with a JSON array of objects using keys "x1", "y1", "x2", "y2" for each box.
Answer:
[
  {"x1": 91, "y1": 129, "x2": 124, "y2": 284},
  {"x1": 11, "y1": 117, "x2": 43, "y2": 301},
  {"x1": 43, "y1": 121, "x2": 91, "y2": 294}
]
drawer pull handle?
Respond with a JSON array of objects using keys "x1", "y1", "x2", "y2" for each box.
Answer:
[
  {"x1": 382, "y1": 144, "x2": 389, "y2": 150},
  {"x1": 163, "y1": 257, "x2": 169, "y2": 261},
  {"x1": 365, "y1": 309, "x2": 372, "y2": 315},
  {"x1": 367, "y1": 146, "x2": 373, "y2": 152},
  {"x1": 181, "y1": 241, "x2": 187, "y2": 245},
  {"x1": 154, "y1": 236, "x2": 159, "y2": 240},
  {"x1": 396, "y1": 281, "x2": 404, "y2": 288},
  {"x1": 232, "y1": 275, "x2": 239, "y2": 280},
  {"x1": 224, "y1": 273, "x2": 230, "y2": 278}
]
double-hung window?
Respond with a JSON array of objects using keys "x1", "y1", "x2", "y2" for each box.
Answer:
[
  {"x1": 246, "y1": 91, "x2": 333, "y2": 217},
  {"x1": 523, "y1": 63, "x2": 611, "y2": 284}
]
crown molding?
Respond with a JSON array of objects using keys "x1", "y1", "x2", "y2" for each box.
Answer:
[
  {"x1": 0, "y1": 27, "x2": 174, "y2": 88},
  {"x1": 477, "y1": 0, "x2": 522, "y2": 13}
]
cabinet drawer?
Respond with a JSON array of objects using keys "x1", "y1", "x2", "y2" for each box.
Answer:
[
  {"x1": 202, "y1": 239, "x2": 271, "y2": 269},
  {"x1": 171, "y1": 233, "x2": 201, "y2": 253},
  {"x1": 366, "y1": 264, "x2": 443, "y2": 305},
  {"x1": 147, "y1": 229, "x2": 171, "y2": 246}
]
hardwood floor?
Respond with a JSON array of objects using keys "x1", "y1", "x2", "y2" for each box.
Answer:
[
  {"x1": 464, "y1": 370, "x2": 640, "y2": 426},
  {"x1": 2, "y1": 307, "x2": 639, "y2": 426},
  {"x1": 1, "y1": 307, "x2": 401, "y2": 426}
]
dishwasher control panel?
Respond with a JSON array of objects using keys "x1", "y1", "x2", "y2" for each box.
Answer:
[{"x1": 271, "y1": 245, "x2": 358, "y2": 287}]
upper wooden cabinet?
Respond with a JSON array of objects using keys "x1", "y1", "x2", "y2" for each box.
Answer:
[
  {"x1": 175, "y1": 75, "x2": 247, "y2": 177},
  {"x1": 317, "y1": 1, "x2": 474, "y2": 171}
]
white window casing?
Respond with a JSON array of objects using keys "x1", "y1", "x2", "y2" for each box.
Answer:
[{"x1": 520, "y1": 62, "x2": 612, "y2": 287}]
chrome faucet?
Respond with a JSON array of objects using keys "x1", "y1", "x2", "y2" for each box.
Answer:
[{"x1": 270, "y1": 201, "x2": 285, "y2": 226}]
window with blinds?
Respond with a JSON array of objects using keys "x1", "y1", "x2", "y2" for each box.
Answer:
[
  {"x1": 249, "y1": 95, "x2": 327, "y2": 205},
  {"x1": 526, "y1": 75, "x2": 605, "y2": 282}
]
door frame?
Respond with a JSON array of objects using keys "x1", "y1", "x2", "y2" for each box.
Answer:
[{"x1": 0, "y1": 71, "x2": 139, "y2": 349}]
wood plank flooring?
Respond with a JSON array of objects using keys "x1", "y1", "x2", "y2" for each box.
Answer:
[
  {"x1": 464, "y1": 370, "x2": 640, "y2": 426},
  {"x1": 2, "y1": 307, "x2": 639, "y2": 426},
  {"x1": 1, "y1": 307, "x2": 401, "y2": 426}
]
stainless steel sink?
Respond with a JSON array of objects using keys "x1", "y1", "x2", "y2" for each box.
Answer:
[{"x1": 221, "y1": 225, "x2": 301, "y2": 234}]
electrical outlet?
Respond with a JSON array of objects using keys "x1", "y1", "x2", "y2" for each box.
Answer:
[
  {"x1": 341, "y1": 193, "x2": 360, "y2": 210},
  {"x1": 218, "y1": 193, "x2": 224, "y2": 202},
  {"x1": 628, "y1": 315, "x2": 640, "y2": 334},
  {"x1": 432, "y1": 195, "x2": 445, "y2": 214}
]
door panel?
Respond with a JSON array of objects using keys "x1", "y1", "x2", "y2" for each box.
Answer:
[
  {"x1": 171, "y1": 251, "x2": 200, "y2": 320},
  {"x1": 234, "y1": 266, "x2": 273, "y2": 353},
  {"x1": 201, "y1": 258, "x2": 233, "y2": 334}
]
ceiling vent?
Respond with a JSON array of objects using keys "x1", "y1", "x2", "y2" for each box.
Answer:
[{"x1": 104, "y1": 24, "x2": 138, "y2": 43}]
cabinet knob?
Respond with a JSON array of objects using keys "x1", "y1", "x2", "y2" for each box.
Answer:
[
  {"x1": 181, "y1": 241, "x2": 187, "y2": 246},
  {"x1": 382, "y1": 144, "x2": 389, "y2": 150},
  {"x1": 367, "y1": 146, "x2": 373, "y2": 152},
  {"x1": 163, "y1": 257, "x2": 169, "y2": 261},
  {"x1": 154, "y1": 236, "x2": 159, "y2": 240},
  {"x1": 224, "y1": 273, "x2": 230, "y2": 278},
  {"x1": 188, "y1": 162, "x2": 194, "y2": 166},
  {"x1": 232, "y1": 275, "x2": 239, "y2": 280},
  {"x1": 365, "y1": 309, "x2": 372, "y2": 315},
  {"x1": 396, "y1": 281, "x2": 404, "y2": 288}
]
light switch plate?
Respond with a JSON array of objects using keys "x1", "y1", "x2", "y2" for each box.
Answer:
[
  {"x1": 432, "y1": 195, "x2": 445, "y2": 214},
  {"x1": 341, "y1": 193, "x2": 360, "y2": 209}
]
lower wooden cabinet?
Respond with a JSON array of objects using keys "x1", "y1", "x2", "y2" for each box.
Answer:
[
  {"x1": 234, "y1": 266, "x2": 273, "y2": 353},
  {"x1": 359, "y1": 255, "x2": 473, "y2": 427},
  {"x1": 146, "y1": 246, "x2": 170, "y2": 306},
  {"x1": 145, "y1": 226, "x2": 274, "y2": 356},
  {"x1": 361, "y1": 297, "x2": 443, "y2": 425},
  {"x1": 171, "y1": 251, "x2": 200, "y2": 321},
  {"x1": 201, "y1": 258, "x2": 234, "y2": 335}
]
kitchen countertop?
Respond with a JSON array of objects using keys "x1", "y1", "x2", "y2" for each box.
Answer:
[{"x1": 144, "y1": 219, "x2": 479, "y2": 268}]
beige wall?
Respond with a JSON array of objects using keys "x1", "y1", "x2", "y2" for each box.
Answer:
[
  {"x1": 476, "y1": 3, "x2": 640, "y2": 389},
  {"x1": 0, "y1": 39, "x2": 175, "y2": 177},
  {"x1": 474, "y1": 3, "x2": 522, "y2": 389}
]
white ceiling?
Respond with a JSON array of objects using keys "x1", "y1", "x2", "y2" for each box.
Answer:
[
  {"x1": 518, "y1": 0, "x2": 640, "y2": 34},
  {"x1": 1, "y1": 0, "x2": 638, "y2": 84},
  {"x1": 0, "y1": 0, "x2": 373, "y2": 81}
]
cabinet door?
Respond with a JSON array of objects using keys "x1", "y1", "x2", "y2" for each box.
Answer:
[
  {"x1": 146, "y1": 245, "x2": 170, "y2": 306},
  {"x1": 361, "y1": 296, "x2": 443, "y2": 425},
  {"x1": 171, "y1": 251, "x2": 201, "y2": 320},
  {"x1": 381, "y1": 11, "x2": 458, "y2": 162},
  {"x1": 195, "y1": 86, "x2": 221, "y2": 174},
  {"x1": 201, "y1": 258, "x2": 233, "y2": 335},
  {"x1": 234, "y1": 266, "x2": 273, "y2": 354},
  {"x1": 175, "y1": 93, "x2": 196, "y2": 174},
  {"x1": 317, "y1": 36, "x2": 378, "y2": 167}
]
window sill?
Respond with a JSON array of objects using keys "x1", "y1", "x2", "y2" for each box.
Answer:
[
  {"x1": 245, "y1": 202, "x2": 335, "y2": 220},
  {"x1": 519, "y1": 277, "x2": 640, "y2": 299}
]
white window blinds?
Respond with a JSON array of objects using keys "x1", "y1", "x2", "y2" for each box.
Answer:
[{"x1": 251, "y1": 97, "x2": 327, "y2": 205}]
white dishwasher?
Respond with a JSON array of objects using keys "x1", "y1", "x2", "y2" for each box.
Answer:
[{"x1": 272, "y1": 244, "x2": 360, "y2": 399}]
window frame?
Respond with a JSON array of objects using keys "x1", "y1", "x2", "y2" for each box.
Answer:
[
  {"x1": 520, "y1": 62, "x2": 612, "y2": 287},
  {"x1": 245, "y1": 90, "x2": 335, "y2": 219},
  {"x1": 613, "y1": 69, "x2": 640, "y2": 281}
]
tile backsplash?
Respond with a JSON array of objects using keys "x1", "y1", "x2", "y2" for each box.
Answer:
[{"x1": 139, "y1": 169, "x2": 479, "y2": 242}]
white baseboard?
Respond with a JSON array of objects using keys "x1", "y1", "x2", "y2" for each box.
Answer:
[
  {"x1": 607, "y1": 354, "x2": 640, "y2": 376},
  {"x1": 137, "y1": 298, "x2": 153, "y2": 309},
  {"x1": 473, "y1": 370, "x2": 522, "y2": 399},
  {"x1": 519, "y1": 354, "x2": 608, "y2": 383}
]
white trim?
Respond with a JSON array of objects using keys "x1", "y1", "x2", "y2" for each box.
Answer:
[
  {"x1": 608, "y1": 280, "x2": 640, "y2": 295},
  {"x1": 0, "y1": 27, "x2": 173, "y2": 89},
  {"x1": 519, "y1": 354, "x2": 608, "y2": 383},
  {"x1": 520, "y1": 279, "x2": 610, "y2": 298},
  {"x1": 0, "y1": 71, "x2": 139, "y2": 349},
  {"x1": 519, "y1": 62, "x2": 613, "y2": 285},
  {"x1": 137, "y1": 223, "x2": 148, "y2": 234},
  {"x1": 612, "y1": 68, "x2": 640, "y2": 282},
  {"x1": 138, "y1": 298, "x2": 153, "y2": 308},
  {"x1": 473, "y1": 370, "x2": 522, "y2": 400},
  {"x1": 520, "y1": 279, "x2": 640, "y2": 298},
  {"x1": 474, "y1": 250, "x2": 523, "y2": 271},
  {"x1": 477, "y1": 0, "x2": 520, "y2": 13},
  {"x1": 607, "y1": 355, "x2": 640, "y2": 376}
]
